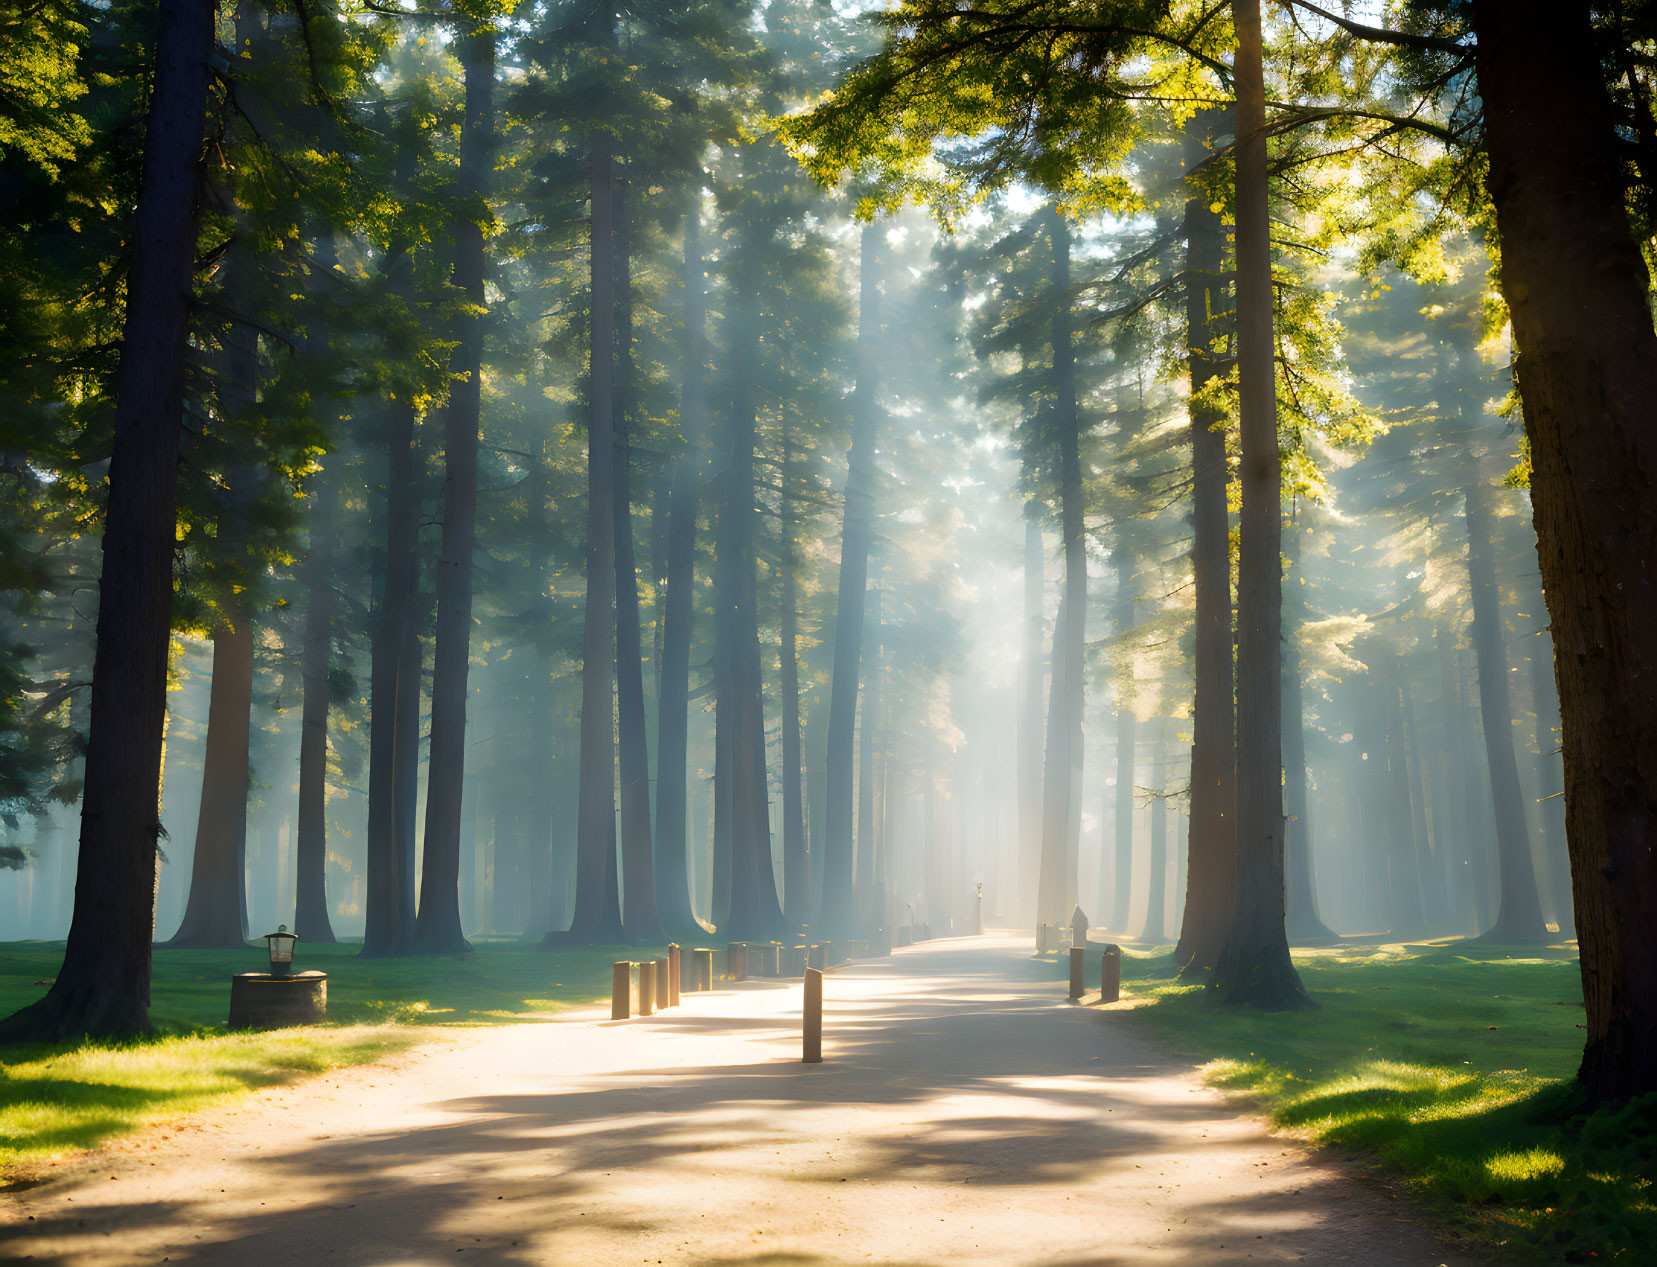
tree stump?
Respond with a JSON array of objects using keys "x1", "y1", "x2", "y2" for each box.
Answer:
[{"x1": 228, "y1": 971, "x2": 327, "y2": 1029}]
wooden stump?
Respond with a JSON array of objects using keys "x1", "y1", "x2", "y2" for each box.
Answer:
[{"x1": 228, "y1": 972, "x2": 327, "y2": 1029}]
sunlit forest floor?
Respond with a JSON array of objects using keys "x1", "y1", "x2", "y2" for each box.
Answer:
[
  {"x1": 0, "y1": 939, "x2": 643, "y2": 1176},
  {"x1": 1098, "y1": 939, "x2": 1656, "y2": 1262},
  {"x1": 4, "y1": 936, "x2": 1653, "y2": 1262}
]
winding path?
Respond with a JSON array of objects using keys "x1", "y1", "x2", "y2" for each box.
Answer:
[{"x1": 2, "y1": 934, "x2": 1471, "y2": 1265}]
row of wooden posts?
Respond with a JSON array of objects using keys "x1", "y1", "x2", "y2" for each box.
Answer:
[
  {"x1": 607, "y1": 927, "x2": 932, "y2": 1062},
  {"x1": 609, "y1": 929, "x2": 913, "y2": 1020}
]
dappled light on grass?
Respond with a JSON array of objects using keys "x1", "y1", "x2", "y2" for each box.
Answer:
[
  {"x1": 1120, "y1": 939, "x2": 1656, "y2": 1261},
  {"x1": 0, "y1": 1027, "x2": 410, "y2": 1176},
  {"x1": 0, "y1": 940, "x2": 653, "y2": 1178}
]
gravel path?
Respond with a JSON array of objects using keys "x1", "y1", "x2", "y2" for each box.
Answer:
[{"x1": 1, "y1": 934, "x2": 1477, "y2": 1265}]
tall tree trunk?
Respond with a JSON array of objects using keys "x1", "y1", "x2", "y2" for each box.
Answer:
[
  {"x1": 294, "y1": 459, "x2": 338, "y2": 943},
  {"x1": 653, "y1": 195, "x2": 705, "y2": 940},
  {"x1": 611, "y1": 175, "x2": 662, "y2": 944},
  {"x1": 1384, "y1": 670, "x2": 1427, "y2": 937},
  {"x1": 363, "y1": 405, "x2": 422, "y2": 956},
  {"x1": 167, "y1": 620, "x2": 254, "y2": 946},
  {"x1": 853, "y1": 588, "x2": 882, "y2": 932},
  {"x1": 722, "y1": 308, "x2": 787, "y2": 939},
  {"x1": 293, "y1": 224, "x2": 341, "y2": 946},
  {"x1": 413, "y1": 24, "x2": 492, "y2": 955},
  {"x1": 1282, "y1": 543, "x2": 1335, "y2": 943},
  {"x1": 168, "y1": 258, "x2": 262, "y2": 950},
  {"x1": 1142, "y1": 721, "x2": 1168, "y2": 943},
  {"x1": 5, "y1": 0, "x2": 219, "y2": 1039},
  {"x1": 548, "y1": 111, "x2": 625, "y2": 946},
  {"x1": 1035, "y1": 210, "x2": 1085, "y2": 930},
  {"x1": 1473, "y1": 0, "x2": 1657, "y2": 1101},
  {"x1": 820, "y1": 222, "x2": 882, "y2": 937},
  {"x1": 1210, "y1": 0, "x2": 1309, "y2": 1009},
  {"x1": 361, "y1": 182, "x2": 424, "y2": 957},
  {"x1": 1111, "y1": 564, "x2": 1136, "y2": 932},
  {"x1": 1464, "y1": 479, "x2": 1548, "y2": 942},
  {"x1": 780, "y1": 428, "x2": 810, "y2": 928},
  {"x1": 1176, "y1": 106, "x2": 1238, "y2": 968},
  {"x1": 1018, "y1": 511, "x2": 1044, "y2": 926},
  {"x1": 1529, "y1": 627, "x2": 1572, "y2": 936}
]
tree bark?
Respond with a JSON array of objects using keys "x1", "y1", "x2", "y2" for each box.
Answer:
[
  {"x1": 1175, "y1": 106, "x2": 1238, "y2": 969},
  {"x1": 1111, "y1": 564, "x2": 1136, "y2": 932},
  {"x1": 1282, "y1": 541, "x2": 1335, "y2": 944},
  {"x1": 1142, "y1": 721, "x2": 1168, "y2": 944},
  {"x1": 1018, "y1": 511, "x2": 1044, "y2": 925},
  {"x1": 0, "y1": 0, "x2": 218, "y2": 1038},
  {"x1": 1034, "y1": 210, "x2": 1085, "y2": 930},
  {"x1": 1210, "y1": 0, "x2": 1310, "y2": 1009},
  {"x1": 293, "y1": 452, "x2": 338, "y2": 941},
  {"x1": 1528, "y1": 625, "x2": 1572, "y2": 936},
  {"x1": 721, "y1": 307, "x2": 788, "y2": 940},
  {"x1": 413, "y1": 23, "x2": 492, "y2": 956},
  {"x1": 611, "y1": 174, "x2": 662, "y2": 944},
  {"x1": 820, "y1": 222, "x2": 881, "y2": 938},
  {"x1": 549, "y1": 113, "x2": 626, "y2": 946},
  {"x1": 361, "y1": 187, "x2": 424, "y2": 958},
  {"x1": 1472, "y1": 0, "x2": 1657, "y2": 1097},
  {"x1": 1383, "y1": 669, "x2": 1427, "y2": 937},
  {"x1": 780, "y1": 427, "x2": 810, "y2": 928},
  {"x1": 168, "y1": 249, "x2": 262, "y2": 951},
  {"x1": 853, "y1": 588, "x2": 882, "y2": 932},
  {"x1": 1464, "y1": 479, "x2": 1548, "y2": 942},
  {"x1": 166, "y1": 620, "x2": 254, "y2": 947},
  {"x1": 653, "y1": 195, "x2": 706, "y2": 940}
]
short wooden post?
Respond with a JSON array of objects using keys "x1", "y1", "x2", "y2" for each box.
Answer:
[
  {"x1": 1036, "y1": 924, "x2": 1047, "y2": 954},
  {"x1": 1100, "y1": 944, "x2": 1122, "y2": 1003},
  {"x1": 1069, "y1": 945, "x2": 1084, "y2": 1000},
  {"x1": 612, "y1": 961, "x2": 632, "y2": 1020},
  {"x1": 668, "y1": 944, "x2": 681, "y2": 1006},
  {"x1": 693, "y1": 947, "x2": 714, "y2": 990},
  {"x1": 727, "y1": 942, "x2": 747, "y2": 981},
  {"x1": 638, "y1": 959, "x2": 657, "y2": 1015},
  {"x1": 655, "y1": 957, "x2": 671, "y2": 1010},
  {"x1": 803, "y1": 967, "x2": 823, "y2": 1064}
]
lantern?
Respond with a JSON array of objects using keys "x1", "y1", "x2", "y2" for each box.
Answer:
[{"x1": 263, "y1": 925, "x2": 298, "y2": 977}]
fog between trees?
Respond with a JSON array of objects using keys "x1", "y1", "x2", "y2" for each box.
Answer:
[{"x1": 0, "y1": 0, "x2": 1652, "y2": 1102}]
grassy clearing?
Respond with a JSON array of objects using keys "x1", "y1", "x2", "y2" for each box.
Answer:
[
  {"x1": 1110, "y1": 940, "x2": 1655, "y2": 1263},
  {"x1": 0, "y1": 1026, "x2": 410, "y2": 1175},
  {"x1": 0, "y1": 937, "x2": 650, "y2": 1031},
  {"x1": 0, "y1": 937, "x2": 656, "y2": 1180}
]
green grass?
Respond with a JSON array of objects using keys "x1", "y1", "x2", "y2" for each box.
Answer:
[
  {"x1": 0, "y1": 937, "x2": 658, "y2": 1180},
  {"x1": 1110, "y1": 941, "x2": 1656, "y2": 1263},
  {"x1": 0, "y1": 937, "x2": 653, "y2": 1031},
  {"x1": 0, "y1": 1026, "x2": 411, "y2": 1176}
]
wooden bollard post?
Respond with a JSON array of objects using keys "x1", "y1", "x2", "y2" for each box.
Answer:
[
  {"x1": 693, "y1": 947, "x2": 714, "y2": 990},
  {"x1": 655, "y1": 957, "x2": 671, "y2": 1010},
  {"x1": 638, "y1": 960, "x2": 657, "y2": 1015},
  {"x1": 612, "y1": 961, "x2": 632, "y2": 1020},
  {"x1": 803, "y1": 967, "x2": 823, "y2": 1064},
  {"x1": 1069, "y1": 945, "x2": 1085, "y2": 1000},
  {"x1": 668, "y1": 944, "x2": 681, "y2": 1006},
  {"x1": 727, "y1": 942, "x2": 747, "y2": 981},
  {"x1": 1100, "y1": 944, "x2": 1122, "y2": 1003}
]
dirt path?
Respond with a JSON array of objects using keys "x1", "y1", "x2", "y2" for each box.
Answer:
[{"x1": 2, "y1": 935, "x2": 1474, "y2": 1265}]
